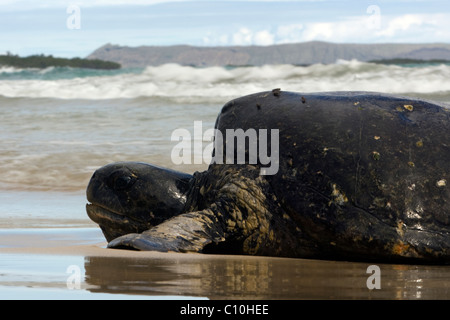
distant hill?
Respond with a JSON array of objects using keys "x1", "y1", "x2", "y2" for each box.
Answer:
[
  {"x1": 0, "y1": 54, "x2": 121, "y2": 70},
  {"x1": 86, "y1": 41, "x2": 450, "y2": 68}
]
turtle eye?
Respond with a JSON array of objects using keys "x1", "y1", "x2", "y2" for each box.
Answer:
[
  {"x1": 108, "y1": 169, "x2": 136, "y2": 191},
  {"x1": 114, "y1": 175, "x2": 133, "y2": 191}
]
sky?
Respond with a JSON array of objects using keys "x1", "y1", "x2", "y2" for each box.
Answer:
[{"x1": 1, "y1": 0, "x2": 450, "y2": 58}]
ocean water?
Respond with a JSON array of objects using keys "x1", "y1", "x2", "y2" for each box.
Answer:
[
  {"x1": 1, "y1": 61, "x2": 450, "y2": 195},
  {"x1": 1, "y1": 61, "x2": 450, "y2": 299}
]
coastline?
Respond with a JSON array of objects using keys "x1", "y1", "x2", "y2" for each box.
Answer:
[{"x1": 1, "y1": 226, "x2": 450, "y2": 300}]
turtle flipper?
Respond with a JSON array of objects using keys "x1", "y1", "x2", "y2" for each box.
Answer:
[
  {"x1": 107, "y1": 233, "x2": 182, "y2": 251},
  {"x1": 107, "y1": 210, "x2": 224, "y2": 252},
  {"x1": 107, "y1": 166, "x2": 297, "y2": 255}
]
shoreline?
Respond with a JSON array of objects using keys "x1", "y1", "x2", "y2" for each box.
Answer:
[{"x1": 0, "y1": 227, "x2": 449, "y2": 300}]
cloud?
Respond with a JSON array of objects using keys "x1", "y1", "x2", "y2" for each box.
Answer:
[
  {"x1": 1, "y1": 0, "x2": 323, "y2": 11},
  {"x1": 376, "y1": 14, "x2": 433, "y2": 37},
  {"x1": 300, "y1": 13, "x2": 450, "y2": 42},
  {"x1": 275, "y1": 24, "x2": 304, "y2": 43},
  {"x1": 302, "y1": 22, "x2": 335, "y2": 41},
  {"x1": 0, "y1": 0, "x2": 192, "y2": 11},
  {"x1": 253, "y1": 30, "x2": 275, "y2": 46},
  {"x1": 203, "y1": 12, "x2": 450, "y2": 46},
  {"x1": 231, "y1": 28, "x2": 253, "y2": 46},
  {"x1": 204, "y1": 24, "x2": 303, "y2": 46},
  {"x1": 229, "y1": 28, "x2": 275, "y2": 46}
]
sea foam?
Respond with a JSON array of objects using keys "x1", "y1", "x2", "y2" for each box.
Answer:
[{"x1": 0, "y1": 61, "x2": 449, "y2": 101}]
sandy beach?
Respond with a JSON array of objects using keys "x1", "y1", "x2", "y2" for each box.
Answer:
[{"x1": 1, "y1": 224, "x2": 450, "y2": 300}]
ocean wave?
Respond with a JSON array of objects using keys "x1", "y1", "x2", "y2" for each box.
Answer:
[
  {"x1": 0, "y1": 61, "x2": 450, "y2": 101},
  {"x1": 0, "y1": 66, "x2": 25, "y2": 73},
  {"x1": 1, "y1": 61, "x2": 450, "y2": 192}
]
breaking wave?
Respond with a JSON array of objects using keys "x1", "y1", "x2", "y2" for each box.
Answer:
[
  {"x1": 1, "y1": 61, "x2": 450, "y2": 102},
  {"x1": 1, "y1": 60, "x2": 450, "y2": 192}
]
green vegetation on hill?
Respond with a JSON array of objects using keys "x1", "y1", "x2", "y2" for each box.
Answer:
[{"x1": 0, "y1": 53, "x2": 121, "y2": 70}]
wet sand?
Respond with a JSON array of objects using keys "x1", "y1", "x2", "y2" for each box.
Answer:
[{"x1": 1, "y1": 227, "x2": 449, "y2": 300}]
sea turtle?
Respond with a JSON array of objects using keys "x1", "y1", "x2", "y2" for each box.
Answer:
[{"x1": 86, "y1": 91, "x2": 450, "y2": 263}]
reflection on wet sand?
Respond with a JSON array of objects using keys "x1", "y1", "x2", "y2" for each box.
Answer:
[{"x1": 84, "y1": 253, "x2": 450, "y2": 299}]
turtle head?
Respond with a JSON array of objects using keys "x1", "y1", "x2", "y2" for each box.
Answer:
[{"x1": 86, "y1": 162, "x2": 192, "y2": 242}]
